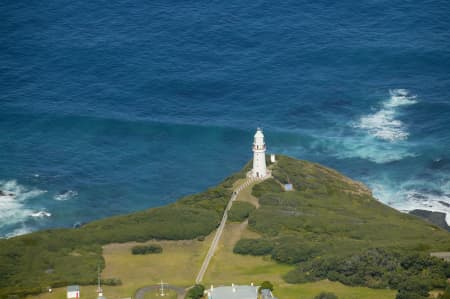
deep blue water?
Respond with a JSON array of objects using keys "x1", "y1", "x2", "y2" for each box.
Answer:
[{"x1": 1, "y1": 0, "x2": 449, "y2": 237}]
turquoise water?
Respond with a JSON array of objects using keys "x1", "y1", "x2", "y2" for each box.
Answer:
[{"x1": 1, "y1": 0, "x2": 449, "y2": 237}]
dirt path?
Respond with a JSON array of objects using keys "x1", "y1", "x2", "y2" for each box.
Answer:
[{"x1": 195, "y1": 177, "x2": 263, "y2": 284}]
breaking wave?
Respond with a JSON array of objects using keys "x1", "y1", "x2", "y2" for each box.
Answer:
[
  {"x1": 370, "y1": 179, "x2": 450, "y2": 225},
  {"x1": 333, "y1": 135, "x2": 417, "y2": 164},
  {"x1": 30, "y1": 210, "x2": 52, "y2": 218},
  {"x1": 54, "y1": 190, "x2": 78, "y2": 201},
  {"x1": 0, "y1": 180, "x2": 47, "y2": 237},
  {"x1": 5, "y1": 226, "x2": 33, "y2": 239},
  {"x1": 353, "y1": 89, "x2": 417, "y2": 142}
]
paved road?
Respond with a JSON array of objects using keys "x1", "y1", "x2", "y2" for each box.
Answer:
[
  {"x1": 195, "y1": 176, "x2": 263, "y2": 284},
  {"x1": 135, "y1": 285, "x2": 186, "y2": 299}
]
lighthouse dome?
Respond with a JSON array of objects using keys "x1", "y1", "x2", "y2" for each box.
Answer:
[{"x1": 254, "y1": 128, "x2": 264, "y2": 138}]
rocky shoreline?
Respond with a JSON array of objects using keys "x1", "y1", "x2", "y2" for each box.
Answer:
[
  {"x1": 0, "y1": 190, "x2": 14, "y2": 197},
  {"x1": 409, "y1": 209, "x2": 450, "y2": 231}
]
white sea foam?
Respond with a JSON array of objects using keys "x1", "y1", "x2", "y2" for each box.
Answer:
[
  {"x1": 353, "y1": 89, "x2": 417, "y2": 142},
  {"x1": 30, "y1": 210, "x2": 52, "y2": 218},
  {"x1": 332, "y1": 134, "x2": 416, "y2": 164},
  {"x1": 0, "y1": 180, "x2": 47, "y2": 201},
  {"x1": 370, "y1": 179, "x2": 450, "y2": 225},
  {"x1": 5, "y1": 226, "x2": 33, "y2": 239},
  {"x1": 0, "y1": 180, "x2": 47, "y2": 237},
  {"x1": 384, "y1": 89, "x2": 418, "y2": 107},
  {"x1": 54, "y1": 190, "x2": 78, "y2": 201}
]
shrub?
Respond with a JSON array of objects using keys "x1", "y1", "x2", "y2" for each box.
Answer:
[
  {"x1": 397, "y1": 277, "x2": 430, "y2": 297},
  {"x1": 314, "y1": 292, "x2": 338, "y2": 299},
  {"x1": 186, "y1": 284, "x2": 204, "y2": 299},
  {"x1": 270, "y1": 238, "x2": 317, "y2": 264},
  {"x1": 101, "y1": 278, "x2": 122, "y2": 286},
  {"x1": 259, "y1": 281, "x2": 274, "y2": 292},
  {"x1": 396, "y1": 291, "x2": 426, "y2": 299},
  {"x1": 252, "y1": 178, "x2": 283, "y2": 198},
  {"x1": 284, "y1": 248, "x2": 448, "y2": 298},
  {"x1": 131, "y1": 244, "x2": 163, "y2": 255},
  {"x1": 228, "y1": 202, "x2": 256, "y2": 222},
  {"x1": 233, "y1": 239, "x2": 274, "y2": 256}
]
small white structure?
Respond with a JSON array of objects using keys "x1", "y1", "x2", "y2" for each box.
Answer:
[
  {"x1": 67, "y1": 285, "x2": 80, "y2": 299},
  {"x1": 252, "y1": 128, "x2": 267, "y2": 178},
  {"x1": 97, "y1": 292, "x2": 107, "y2": 299},
  {"x1": 207, "y1": 284, "x2": 258, "y2": 299},
  {"x1": 284, "y1": 184, "x2": 293, "y2": 191},
  {"x1": 270, "y1": 154, "x2": 276, "y2": 163}
]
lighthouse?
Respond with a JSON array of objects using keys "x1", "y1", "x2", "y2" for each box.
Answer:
[{"x1": 252, "y1": 128, "x2": 267, "y2": 178}]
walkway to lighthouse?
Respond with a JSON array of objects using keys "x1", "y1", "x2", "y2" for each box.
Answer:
[{"x1": 195, "y1": 174, "x2": 270, "y2": 284}]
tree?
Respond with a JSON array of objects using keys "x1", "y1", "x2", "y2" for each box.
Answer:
[
  {"x1": 314, "y1": 292, "x2": 338, "y2": 299},
  {"x1": 396, "y1": 291, "x2": 426, "y2": 299},
  {"x1": 186, "y1": 284, "x2": 204, "y2": 299},
  {"x1": 259, "y1": 281, "x2": 274, "y2": 293}
]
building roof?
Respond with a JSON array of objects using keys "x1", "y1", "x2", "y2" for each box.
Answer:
[
  {"x1": 67, "y1": 285, "x2": 80, "y2": 292},
  {"x1": 210, "y1": 285, "x2": 258, "y2": 299}
]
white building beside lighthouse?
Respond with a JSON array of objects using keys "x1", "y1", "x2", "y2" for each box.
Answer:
[{"x1": 252, "y1": 128, "x2": 267, "y2": 178}]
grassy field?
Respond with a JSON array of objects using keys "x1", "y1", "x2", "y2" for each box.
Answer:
[
  {"x1": 101, "y1": 237, "x2": 211, "y2": 298},
  {"x1": 27, "y1": 286, "x2": 98, "y2": 299},
  {"x1": 275, "y1": 280, "x2": 396, "y2": 299},
  {"x1": 203, "y1": 221, "x2": 294, "y2": 285},
  {"x1": 27, "y1": 236, "x2": 211, "y2": 299},
  {"x1": 143, "y1": 289, "x2": 177, "y2": 299}
]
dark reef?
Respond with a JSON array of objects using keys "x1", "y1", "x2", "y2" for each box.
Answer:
[{"x1": 409, "y1": 209, "x2": 450, "y2": 231}]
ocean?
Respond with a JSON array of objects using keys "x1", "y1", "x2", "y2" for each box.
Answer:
[{"x1": 1, "y1": 0, "x2": 449, "y2": 238}]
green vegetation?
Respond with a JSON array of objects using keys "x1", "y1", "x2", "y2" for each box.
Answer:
[
  {"x1": 233, "y1": 156, "x2": 450, "y2": 298},
  {"x1": 144, "y1": 290, "x2": 177, "y2": 299},
  {"x1": 285, "y1": 248, "x2": 449, "y2": 297},
  {"x1": 185, "y1": 284, "x2": 204, "y2": 299},
  {"x1": 131, "y1": 244, "x2": 162, "y2": 255},
  {"x1": 101, "y1": 239, "x2": 210, "y2": 299},
  {"x1": 0, "y1": 163, "x2": 251, "y2": 299},
  {"x1": 202, "y1": 221, "x2": 295, "y2": 289},
  {"x1": 228, "y1": 201, "x2": 256, "y2": 222},
  {"x1": 233, "y1": 238, "x2": 273, "y2": 255},
  {"x1": 314, "y1": 292, "x2": 338, "y2": 299},
  {"x1": 2, "y1": 155, "x2": 450, "y2": 299},
  {"x1": 438, "y1": 285, "x2": 450, "y2": 299},
  {"x1": 274, "y1": 280, "x2": 395, "y2": 299},
  {"x1": 258, "y1": 281, "x2": 274, "y2": 292},
  {"x1": 251, "y1": 178, "x2": 283, "y2": 197}
]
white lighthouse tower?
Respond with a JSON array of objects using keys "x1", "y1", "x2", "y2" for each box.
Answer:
[{"x1": 252, "y1": 128, "x2": 267, "y2": 178}]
